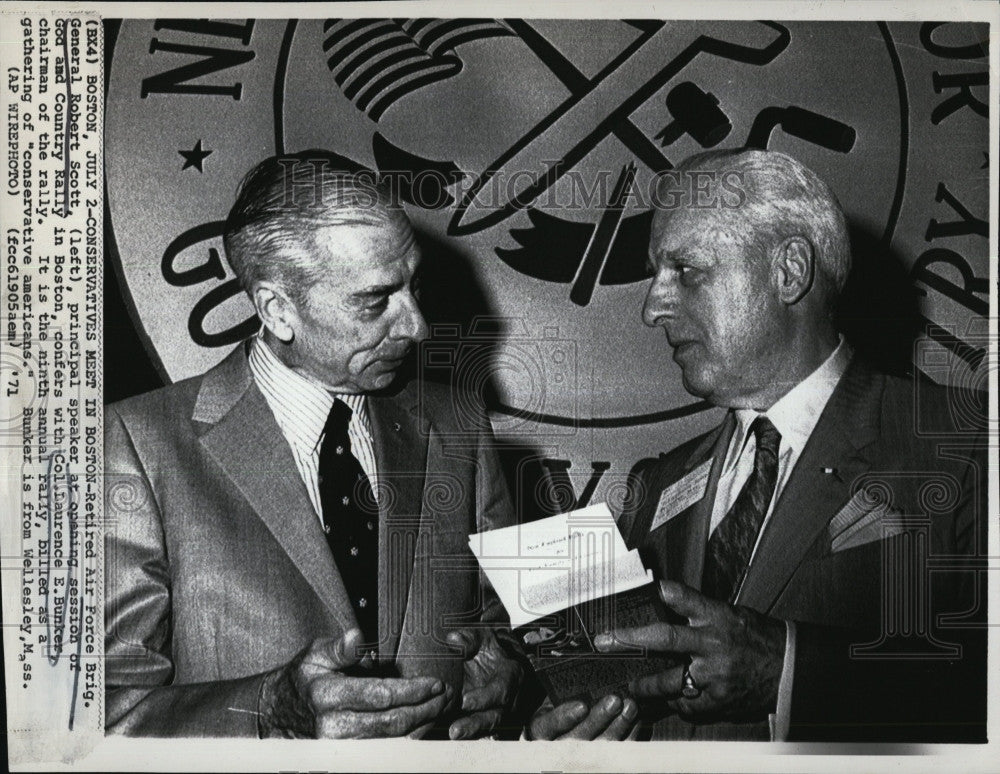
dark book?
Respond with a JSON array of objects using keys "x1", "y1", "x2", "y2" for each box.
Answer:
[{"x1": 513, "y1": 582, "x2": 684, "y2": 706}]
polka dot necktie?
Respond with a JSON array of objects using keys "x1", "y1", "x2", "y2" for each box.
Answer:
[
  {"x1": 702, "y1": 416, "x2": 782, "y2": 604},
  {"x1": 318, "y1": 399, "x2": 379, "y2": 647}
]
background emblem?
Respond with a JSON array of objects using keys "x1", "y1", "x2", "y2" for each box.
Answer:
[{"x1": 106, "y1": 19, "x2": 990, "y2": 509}]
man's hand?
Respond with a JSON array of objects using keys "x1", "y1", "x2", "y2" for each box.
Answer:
[
  {"x1": 593, "y1": 581, "x2": 786, "y2": 722},
  {"x1": 259, "y1": 628, "x2": 452, "y2": 738},
  {"x1": 527, "y1": 695, "x2": 639, "y2": 740},
  {"x1": 445, "y1": 629, "x2": 523, "y2": 740}
]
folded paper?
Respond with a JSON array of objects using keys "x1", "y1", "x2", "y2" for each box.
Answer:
[
  {"x1": 469, "y1": 503, "x2": 652, "y2": 627},
  {"x1": 469, "y1": 503, "x2": 681, "y2": 705}
]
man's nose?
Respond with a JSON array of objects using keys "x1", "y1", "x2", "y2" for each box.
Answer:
[
  {"x1": 641, "y1": 274, "x2": 677, "y2": 328},
  {"x1": 393, "y1": 291, "x2": 429, "y2": 343}
]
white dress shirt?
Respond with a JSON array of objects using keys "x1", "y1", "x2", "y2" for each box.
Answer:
[
  {"x1": 247, "y1": 330, "x2": 379, "y2": 527},
  {"x1": 710, "y1": 337, "x2": 853, "y2": 549},
  {"x1": 708, "y1": 337, "x2": 852, "y2": 739}
]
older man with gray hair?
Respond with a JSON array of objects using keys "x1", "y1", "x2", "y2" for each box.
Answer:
[
  {"x1": 573, "y1": 148, "x2": 986, "y2": 742},
  {"x1": 104, "y1": 151, "x2": 522, "y2": 738}
]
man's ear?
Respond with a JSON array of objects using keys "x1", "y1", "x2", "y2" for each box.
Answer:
[
  {"x1": 253, "y1": 282, "x2": 298, "y2": 343},
  {"x1": 774, "y1": 236, "x2": 815, "y2": 305}
]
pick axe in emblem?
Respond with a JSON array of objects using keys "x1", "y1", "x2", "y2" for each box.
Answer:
[
  {"x1": 448, "y1": 21, "x2": 795, "y2": 306},
  {"x1": 325, "y1": 19, "x2": 785, "y2": 237},
  {"x1": 498, "y1": 21, "x2": 734, "y2": 307},
  {"x1": 326, "y1": 20, "x2": 854, "y2": 309},
  {"x1": 493, "y1": 22, "x2": 860, "y2": 307},
  {"x1": 447, "y1": 20, "x2": 792, "y2": 238}
]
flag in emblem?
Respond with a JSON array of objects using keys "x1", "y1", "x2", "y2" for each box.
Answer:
[{"x1": 323, "y1": 18, "x2": 514, "y2": 121}]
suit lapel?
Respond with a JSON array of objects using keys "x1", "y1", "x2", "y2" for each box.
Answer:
[
  {"x1": 368, "y1": 383, "x2": 429, "y2": 659},
  {"x1": 194, "y1": 344, "x2": 358, "y2": 633},
  {"x1": 637, "y1": 414, "x2": 735, "y2": 589},
  {"x1": 737, "y1": 359, "x2": 883, "y2": 612},
  {"x1": 675, "y1": 413, "x2": 736, "y2": 589}
]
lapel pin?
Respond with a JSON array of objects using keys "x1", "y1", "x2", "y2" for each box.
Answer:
[
  {"x1": 392, "y1": 422, "x2": 401, "y2": 432},
  {"x1": 821, "y1": 467, "x2": 843, "y2": 482}
]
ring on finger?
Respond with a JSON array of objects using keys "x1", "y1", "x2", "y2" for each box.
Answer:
[{"x1": 681, "y1": 664, "x2": 701, "y2": 699}]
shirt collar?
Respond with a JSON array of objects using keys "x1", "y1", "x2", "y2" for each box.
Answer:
[
  {"x1": 725, "y1": 337, "x2": 852, "y2": 473},
  {"x1": 248, "y1": 330, "x2": 370, "y2": 453}
]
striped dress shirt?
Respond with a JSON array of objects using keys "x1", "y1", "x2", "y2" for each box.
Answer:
[{"x1": 247, "y1": 332, "x2": 379, "y2": 527}]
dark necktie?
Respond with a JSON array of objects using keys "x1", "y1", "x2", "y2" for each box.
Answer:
[
  {"x1": 702, "y1": 416, "x2": 782, "y2": 604},
  {"x1": 318, "y1": 399, "x2": 380, "y2": 647}
]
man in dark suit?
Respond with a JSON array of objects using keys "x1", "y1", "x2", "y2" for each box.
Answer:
[
  {"x1": 104, "y1": 152, "x2": 521, "y2": 738},
  {"x1": 591, "y1": 149, "x2": 987, "y2": 741}
]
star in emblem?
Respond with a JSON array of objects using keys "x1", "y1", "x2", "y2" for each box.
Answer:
[{"x1": 179, "y1": 140, "x2": 212, "y2": 172}]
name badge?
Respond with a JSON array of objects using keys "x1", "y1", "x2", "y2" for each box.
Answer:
[{"x1": 650, "y1": 459, "x2": 712, "y2": 532}]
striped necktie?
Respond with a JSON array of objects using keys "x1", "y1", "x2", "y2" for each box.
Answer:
[{"x1": 702, "y1": 416, "x2": 782, "y2": 604}]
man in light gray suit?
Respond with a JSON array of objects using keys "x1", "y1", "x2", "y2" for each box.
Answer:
[{"x1": 105, "y1": 152, "x2": 522, "y2": 738}]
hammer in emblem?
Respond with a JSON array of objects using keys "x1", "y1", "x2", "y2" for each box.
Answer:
[{"x1": 448, "y1": 21, "x2": 790, "y2": 237}]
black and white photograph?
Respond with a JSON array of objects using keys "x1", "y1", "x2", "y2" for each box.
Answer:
[{"x1": 1, "y1": 2, "x2": 997, "y2": 771}]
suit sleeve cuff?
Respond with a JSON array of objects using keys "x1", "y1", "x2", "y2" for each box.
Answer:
[{"x1": 771, "y1": 620, "x2": 796, "y2": 741}]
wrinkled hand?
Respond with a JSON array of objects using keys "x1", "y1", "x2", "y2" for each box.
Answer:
[
  {"x1": 528, "y1": 694, "x2": 639, "y2": 740},
  {"x1": 259, "y1": 628, "x2": 452, "y2": 738},
  {"x1": 445, "y1": 629, "x2": 522, "y2": 740},
  {"x1": 594, "y1": 580, "x2": 786, "y2": 722}
]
